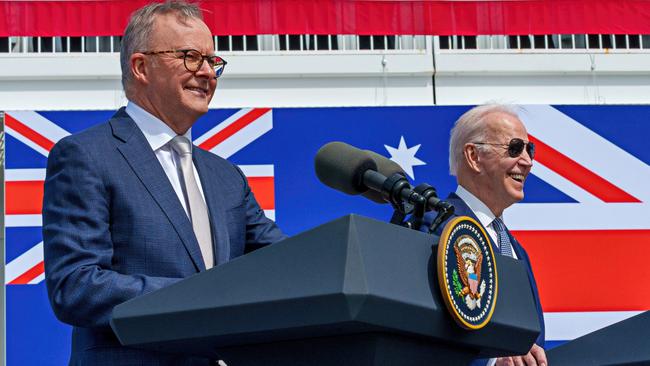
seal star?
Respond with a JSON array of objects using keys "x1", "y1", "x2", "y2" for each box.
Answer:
[{"x1": 384, "y1": 136, "x2": 426, "y2": 179}]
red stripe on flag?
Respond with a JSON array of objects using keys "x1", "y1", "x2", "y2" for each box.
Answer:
[
  {"x1": 6, "y1": 181, "x2": 44, "y2": 215},
  {"x1": 529, "y1": 134, "x2": 640, "y2": 203},
  {"x1": 5, "y1": 113, "x2": 55, "y2": 152},
  {"x1": 8, "y1": 261, "x2": 45, "y2": 285},
  {"x1": 247, "y1": 177, "x2": 275, "y2": 210},
  {"x1": 198, "y1": 108, "x2": 271, "y2": 151},
  {"x1": 513, "y1": 229, "x2": 650, "y2": 312}
]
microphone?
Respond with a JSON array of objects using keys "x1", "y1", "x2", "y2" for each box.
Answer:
[
  {"x1": 361, "y1": 150, "x2": 406, "y2": 203},
  {"x1": 314, "y1": 141, "x2": 426, "y2": 210},
  {"x1": 361, "y1": 148, "x2": 454, "y2": 217},
  {"x1": 314, "y1": 141, "x2": 377, "y2": 196},
  {"x1": 315, "y1": 141, "x2": 455, "y2": 232}
]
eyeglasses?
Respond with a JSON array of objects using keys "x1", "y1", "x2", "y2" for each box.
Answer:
[
  {"x1": 141, "y1": 49, "x2": 227, "y2": 78},
  {"x1": 472, "y1": 138, "x2": 535, "y2": 160}
]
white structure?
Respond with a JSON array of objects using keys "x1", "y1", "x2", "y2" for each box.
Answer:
[{"x1": 1, "y1": 34, "x2": 649, "y2": 111}]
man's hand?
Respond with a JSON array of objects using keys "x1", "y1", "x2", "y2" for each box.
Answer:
[{"x1": 495, "y1": 344, "x2": 547, "y2": 366}]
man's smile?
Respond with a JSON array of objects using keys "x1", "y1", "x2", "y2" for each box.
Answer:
[{"x1": 509, "y1": 172, "x2": 526, "y2": 183}]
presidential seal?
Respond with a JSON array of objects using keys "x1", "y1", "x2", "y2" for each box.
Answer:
[{"x1": 437, "y1": 216, "x2": 498, "y2": 330}]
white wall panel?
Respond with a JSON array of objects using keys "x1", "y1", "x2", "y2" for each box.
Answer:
[
  {"x1": 434, "y1": 52, "x2": 650, "y2": 105},
  {"x1": 0, "y1": 52, "x2": 434, "y2": 110},
  {"x1": 1, "y1": 50, "x2": 649, "y2": 109}
]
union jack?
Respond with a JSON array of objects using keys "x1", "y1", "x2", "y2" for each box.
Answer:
[
  {"x1": 5, "y1": 108, "x2": 277, "y2": 285},
  {"x1": 508, "y1": 105, "x2": 650, "y2": 344}
]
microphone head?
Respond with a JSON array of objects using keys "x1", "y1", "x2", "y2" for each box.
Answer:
[
  {"x1": 361, "y1": 150, "x2": 407, "y2": 203},
  {"x1": 314, "y1": 141, "x2": 377, "y2": 195}
]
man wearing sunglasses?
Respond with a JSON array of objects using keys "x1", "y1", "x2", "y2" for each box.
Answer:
[
  {"x1": 423, "y1": 104, "x2": 547, "y2": 366},
  {"x1": 42, "y1": 2, "x2": 286, "y2": 365}
]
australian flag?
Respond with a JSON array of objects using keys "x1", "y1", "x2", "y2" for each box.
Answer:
[{"x1": 5, "y1": 105, "x2": 650, "y2": 364}]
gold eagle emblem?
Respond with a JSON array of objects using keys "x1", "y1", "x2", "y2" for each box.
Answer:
[{"x1": 453, "y1": 235, "x2": 486, "y2": 310}]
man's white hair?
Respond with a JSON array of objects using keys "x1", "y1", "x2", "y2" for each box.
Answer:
[{"x1": 448, "y1": 104, "x2": 522, "y2": 176}]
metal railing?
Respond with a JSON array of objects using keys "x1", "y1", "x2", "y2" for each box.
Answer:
[
  {"x1": 5, "y1": 34, "x2": 650, "y2": 54},
  {"x1": 438, "y1": 34, "x2": 650, "y2": 51},
  {"x1": 1, "y1": 36, "x2": 122, "y2": 53},
  {"x1": 0, "y1": 35, "x2": 428, "y2": 54}
]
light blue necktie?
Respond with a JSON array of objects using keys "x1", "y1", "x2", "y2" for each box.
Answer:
[
  {"x1": 492, "y1": 217, "x2": 514, "y2": 257},
  {"x1": 170, "y1": 136, "x2": 214, "y2": 269}
]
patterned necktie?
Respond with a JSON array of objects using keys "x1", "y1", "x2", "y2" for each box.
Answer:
[
  {"x1": 492, "y1": 217, "x2": 514, "y2": 257},
  {"x1": 170, "y1": 136, "x2": 214, "y2": 269}
]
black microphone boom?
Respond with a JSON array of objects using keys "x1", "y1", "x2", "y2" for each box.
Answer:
[
  {"x1": 361, "y1": 150, "x2": 407, "y2": 204},
  {"x1": 314, "y1": 141, "x2": 454, "y2": 232}
]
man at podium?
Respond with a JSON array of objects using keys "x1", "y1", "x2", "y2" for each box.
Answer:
[
  {"x1": 41, "y1": 2, "x2": 286, "y2": 365},
  {"x1": 423, "y1": 104, "x2": 547, "y2": 366}
]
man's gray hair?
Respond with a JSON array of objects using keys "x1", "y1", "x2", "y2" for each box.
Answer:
[
  {"x1": 448, "y1": 104, "x2": 521, "y2": 176},
  {"x1": 120, "y1": 1, "x2": 203, "y2": 96}
]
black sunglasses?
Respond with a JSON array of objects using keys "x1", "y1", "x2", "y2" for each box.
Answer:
[{"x1": 473, "y1": 138, "x2": 535, "y2": 160}]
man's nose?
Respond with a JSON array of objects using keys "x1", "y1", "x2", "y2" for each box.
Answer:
[
  {"x1": 519, "y1": 150, "x2": 533, "y2": 166},
  {"x1": 195, "y1": 59, "x2": 215, "y2": 78}
]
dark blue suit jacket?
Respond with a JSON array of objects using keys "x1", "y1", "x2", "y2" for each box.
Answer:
[
  {"x1": 43, "y1": 109, "x2": 287, "y2": 365},
  {"x1": 423, "y1": 193, "x2": 545, "y2": 363}
]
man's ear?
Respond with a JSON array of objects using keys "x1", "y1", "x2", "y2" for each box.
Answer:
[
  {"x1": 130, "y1": 53, "x2": 148, "y2": 85},
  {"x1": 463, "y1": 143, "x2": 481, "y2": 173}
]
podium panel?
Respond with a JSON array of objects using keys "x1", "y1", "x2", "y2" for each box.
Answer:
[
  {"x1": 111, "y1": 215, "x2": 540, "y2": 365},
  {"x1": 547, "y1": 311, "x2": 650, "y2": 366}
]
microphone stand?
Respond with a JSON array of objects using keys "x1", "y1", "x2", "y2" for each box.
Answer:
[
  {"x1": 359, "y1": 169, "x2": 455, "y2": 232},
  {"x1": 377, "y1": 174, "x2": 453, "y2": 232},
  {"x1": 379, "y1": 173, "x2": 415, "y2": 228},
  {"x1": 410, "y1": 184, "x2": 437, "y2": 231},
  {"x1": 427, "y1": 201, "x2": 455, "y2": 234}
]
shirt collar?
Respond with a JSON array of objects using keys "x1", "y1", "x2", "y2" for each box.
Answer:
[
  {"x1": 125, "y1": 101, "x2": 192, "y2": 151},
  {"x1": 455, "y1": 185, "x2": 503, "y2": 228}
]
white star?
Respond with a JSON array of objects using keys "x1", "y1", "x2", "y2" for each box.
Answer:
[{"x1": 384, "y1": 136, "x2": 426, "y2": 180}]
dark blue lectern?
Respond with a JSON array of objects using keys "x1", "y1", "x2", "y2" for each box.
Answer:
[
  {"x1": 111, "y1": 215, "x2": 541, "y2": 365},
  {"x1": 547, "y1": 311, "x2": 650, "y2": 366}
]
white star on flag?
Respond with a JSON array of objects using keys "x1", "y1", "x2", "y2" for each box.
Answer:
[{"x1": 384, "y1": 136, "x2": 426, "y2": 180}]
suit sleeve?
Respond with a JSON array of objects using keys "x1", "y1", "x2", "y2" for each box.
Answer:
[
  {"x1": 43, "y1": 137, "x2": 182, "y2": 329},
  {"x1": 512, "y1": 249, "x2": 546, "y2": 350},
  {"x1": 233, "y1": 165, "x2": 288, "y2": 253}
]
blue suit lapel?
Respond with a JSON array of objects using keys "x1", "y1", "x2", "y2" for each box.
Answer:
[
  {"x1": 446, "y1": 193, "x2": 500, "y2": 254},
  {"x1": 505, "y1": 228, "x2": 546, "y2": 346},
  {"x1": 446, "y1": 193, "x2": 475, "y2": 218},
  {"x1": 109, "y1": 109, "x2": 206, "y2": 272},
  {"x1": 193, "y1": 148, "x2": 231, "y2": 265}
]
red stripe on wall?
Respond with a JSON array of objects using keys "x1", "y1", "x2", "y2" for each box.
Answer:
[
  {"x1": 3, "y1": 1, "x2": 650, "y2": 36},
  {"x1": 6, "y1": 181, "x2": 44, "y2": 215},
  {"x1": 8, "y1": 261, "x2": 45, "y2": 285},
  {"x1": 529, "y1": 135, "x2": 640, "y2": 203},
  {"x1": 513, "y1": 229, "x2": 650, "y2": 312},
  {"x1": 198, "y1": 108, "x2": 271, "y2": 151},
  {"x1": 5, "y1": 114, "x2": 55, "y2": 152},
  {"x1": 246, "y1": 177, "x2": 275, "y2": 210}
]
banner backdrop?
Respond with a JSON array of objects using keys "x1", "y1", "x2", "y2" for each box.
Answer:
[
  {"x1": 3, "y1": 0, "x2": 650, "y2": 36},
  {"x1": 5, "y1": 105, "x2": 650, "y2": 364}
]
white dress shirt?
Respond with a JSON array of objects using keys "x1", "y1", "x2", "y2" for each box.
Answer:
[
  {"x1": 455, "y1": 185, "x2": 517, "y2": 259},
  {"x1": 125, "y1": 101, "x2": 207, "y2": 217}
]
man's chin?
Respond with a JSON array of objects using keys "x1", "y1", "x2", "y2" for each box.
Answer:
[
  {"x1": 511, "y1": 192, "x2": 524, "y2": 203},
  {"x1": 185, "y1": 102, "x2": 210, "y2": 117},
  {"x1": 506, "y1": 187, "x2": 525, "y2": 203}
]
